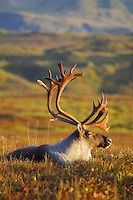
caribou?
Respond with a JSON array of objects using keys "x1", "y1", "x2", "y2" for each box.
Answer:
[{"x1": 7, "y1": 62, "x2": 112, "y2": 164}]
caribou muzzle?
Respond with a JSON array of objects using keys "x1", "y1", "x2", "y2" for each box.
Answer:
[{"x1": 98, "y1": 137, "x2": 112, "y2": 149}]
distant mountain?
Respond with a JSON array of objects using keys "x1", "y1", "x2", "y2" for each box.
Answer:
[{"x1": 0, "y1": 0, "x2": 133, "y2": 34}]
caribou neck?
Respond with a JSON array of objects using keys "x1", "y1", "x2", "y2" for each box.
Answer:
[{"x1": 48, "y1": 129, "x2": 92, "y2": 164}]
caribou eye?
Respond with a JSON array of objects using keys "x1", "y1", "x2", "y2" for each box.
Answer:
[{"x1": 85, "y1": 131, "x2": 92, "y2": 137}]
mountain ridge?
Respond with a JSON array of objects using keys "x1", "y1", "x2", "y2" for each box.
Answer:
[{"x1": 0, "y1": 0, "x2": 133, "y2": 34}]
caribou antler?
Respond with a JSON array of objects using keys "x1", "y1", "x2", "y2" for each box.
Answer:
[
  {"x1": 37, "y1": 62, "x2": 84, "y2": 125},
  {"x1": 37, "y1": 62, "x2": 110, "y2": 133},
  {"x1": 44, "y1": 62, "x2": 84, "y2": 126},
  {"x1": 37, "y1": 70, "x2": 77, "y2": 125},
  {"x1": 82, "y1": 92, "x2": 110, "y2": 132},
  {"x1": 85, "y1": 112, "x2": 110, "y2": 132}
]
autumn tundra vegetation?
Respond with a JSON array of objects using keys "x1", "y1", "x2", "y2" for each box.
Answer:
[{"x1": 0, "y1": 32, "x2": 132, "y2": 199}]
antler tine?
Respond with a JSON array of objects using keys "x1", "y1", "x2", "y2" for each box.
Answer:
[
  {"x1": 48, "y1": 70, "x2": 52, "y2": 78},
  {"x1": 85, "y1": 112, "x2": 110, "y2": 132},
  {"x1": 64, "y1": 69, "x2": 67, "y2": 75},
  {"x1": 57, "y1": 62, "x2": 65, "y2": 78},
  {"x1": 98, "y1": 98, "x2": 100, "y2": 105},
  {"x1": 37, "y1": 80, "x2": 49, "y2": 91},
  {"x1": 93, "y1": 100, "x2": 96, "y2": 109},
  {"x1": 70, "y1": 64, "x2": 77, "y2": 74},
  {"x1": 56, "y1": 75, "x2": 59, "y2": 81},
  {"x1": 101, "y1": 92, "x2": 104, "y2": 103},
  {"x1": 48, "y1": 70, "x2": 55, "y2": 87},
  {"x1": 70, "y1": 64, "x2": 85, "y2": 77},
  {"x1": 37, "y1": 68, "x2": 54, "y2": 90}
]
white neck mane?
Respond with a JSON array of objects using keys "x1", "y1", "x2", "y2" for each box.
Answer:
[{"x1": 47, "y1": 130, "x2": 92, "y2": 164}]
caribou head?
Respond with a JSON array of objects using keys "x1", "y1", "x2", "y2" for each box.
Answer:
[{"x1": 7, "y1": 62, "x2": 112, "y2": 164}]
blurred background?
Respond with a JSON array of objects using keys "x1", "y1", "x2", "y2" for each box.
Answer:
[{"x1": 0, "y1": 0, "x2": 133, "y2": 150}]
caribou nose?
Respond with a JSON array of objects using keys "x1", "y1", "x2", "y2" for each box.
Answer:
[
  {"x1": 104, "y1": 137, "x2": 112, "y2": 149},
  {"x1": 107, "y1": 138, "x2": 112, "y2": 144},
  {"x1": 106, "y1": 138, "x2": 112, "y2": 148}
]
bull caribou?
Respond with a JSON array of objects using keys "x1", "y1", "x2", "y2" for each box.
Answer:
[{"x1": 7, "y1": 62, "x2": 112, "y2": 164}]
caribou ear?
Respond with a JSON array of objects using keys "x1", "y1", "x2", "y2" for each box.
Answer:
[{"x1": 77, "y1": 124, "x2": 85, "y2": 137}]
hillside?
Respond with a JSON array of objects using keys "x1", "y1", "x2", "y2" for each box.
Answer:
[
  {"x1": 0, "y1": 68, "x2": 41, "y2": 97},
  {"x1": 0, "y1": 31, "x2": 133, "y2": 96},
  {"x1": 0, "y1": 31, "x2": 132, "y2": 137},
  {"x1": 0, "y1": 0, "x2": 133, "y2": 34}
]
